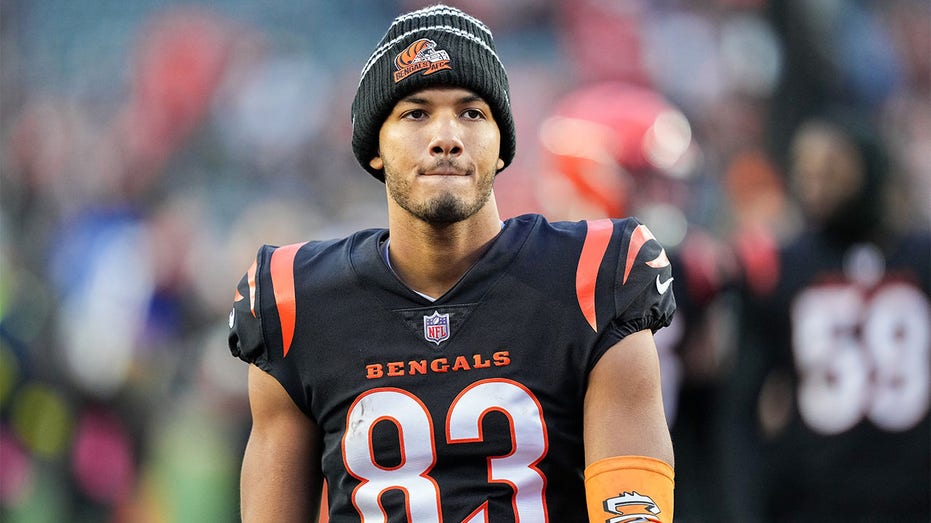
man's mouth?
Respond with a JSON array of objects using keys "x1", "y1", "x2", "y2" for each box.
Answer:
[
  {"x1": 422, "y1": 160, "x2": 470, "y2": 176},
  {"x1": 422, "y1": 169, "x2": 467, "y2": 176}
]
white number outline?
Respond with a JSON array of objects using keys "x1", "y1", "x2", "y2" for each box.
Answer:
[
  {"x1": 447, "y1": 379, "x2": 549, "y2": 522},
  {"x1": 343, "y1": 388, "x2": 442, "y2": 522},
  {"x1": 341, "y1": 379, "x2": 550, "y2": 522}
]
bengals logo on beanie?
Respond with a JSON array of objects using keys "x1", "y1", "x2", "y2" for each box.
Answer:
[
  {"x1": 351, "y1": 4, "x2": 516, "y2": 181},
  {"x1": 393, "y1": 38, "x2": 452, "y2": 82}
]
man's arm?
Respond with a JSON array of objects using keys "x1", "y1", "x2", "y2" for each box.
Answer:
[
  {"x1": 583, "y1": 329, "x2": 675, "y2": 522},
  {"x1": 241, "y1": 364, "x2": 324, "y2": 522}
]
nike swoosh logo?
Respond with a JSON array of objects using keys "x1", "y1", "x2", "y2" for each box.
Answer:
[{"x1": 656, "y1": 275, "x2": 674, "y2": 295}]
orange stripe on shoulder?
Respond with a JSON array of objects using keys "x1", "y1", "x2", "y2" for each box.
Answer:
[
  {"x1": 269, "y1": 242, "x2": 307, "y2": 358},
  {"x1": 623, "y1": 225, "x2": 652, "y2": 285},
  {"x1": 622, "y1": 224, "x2": 670, "y2": 284},
  {"x1": 576, "y1": 219, "x2": 614, "y2": 332}
]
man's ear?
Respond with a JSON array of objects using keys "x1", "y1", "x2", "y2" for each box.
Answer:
[
  {"x1": 496, "y1": 158, "x2": 504, "y2": 170},
  {"x1": 370, "y1": 156, "x2": 384, "y2": 170}
]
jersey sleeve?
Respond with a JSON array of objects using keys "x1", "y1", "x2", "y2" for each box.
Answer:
[
  {"x1": 228, "y1": 244, "x2": 308, "y2": 413},
  {"x1": 598, "y1": 219, "x2": 677, "y2": 351},
  {"x1": 228, "y1": 247, "x2": 269, "y2": 370}
]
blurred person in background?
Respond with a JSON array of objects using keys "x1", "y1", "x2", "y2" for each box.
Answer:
[
  {"x1": 719, "y1": 110, "x2": 930, "y2": 521},
  {"x1": 228, "y1": 4, "x2": 678, "y2": 522}
]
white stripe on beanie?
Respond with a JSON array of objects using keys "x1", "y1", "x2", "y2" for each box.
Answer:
[
  {"x1": 392, "y1": 4, "x2": 493, "y2": 37},
  {"x1": 359, "y1": 24, "x2": 507, "y2": 87}
]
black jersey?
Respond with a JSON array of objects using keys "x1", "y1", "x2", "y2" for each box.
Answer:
[
  {"x1": 228, "y1": 214, "x2": 675, "y2": 522},
  {"x1": 727, "y1": 229, "x2": 931, "y2": 521}
]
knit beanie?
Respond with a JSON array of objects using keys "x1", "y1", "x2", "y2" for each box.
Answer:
[{"x1": 351, "y1": 4, "x2": 516, "y2": 181}]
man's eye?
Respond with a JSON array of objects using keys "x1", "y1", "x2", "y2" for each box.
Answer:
[
  {"x1": 403, "y1": 109, "x2": 427, "y2": 119},
  {"x1": 462, "y1": 109, "x2": 485, "y2": 120}
]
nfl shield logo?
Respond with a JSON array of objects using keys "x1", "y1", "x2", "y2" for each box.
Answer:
[{"x1": 423, "y1": 311, "x2": 450, "y2": 345}]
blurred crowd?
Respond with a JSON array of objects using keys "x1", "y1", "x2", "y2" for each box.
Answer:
[{"x1": 0, "y1": 0, "x2": 928, "y2": 522}]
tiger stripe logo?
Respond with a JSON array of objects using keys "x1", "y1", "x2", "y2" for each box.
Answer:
[{"x1": 393, "y1": 38, "x2": 452, "y2": 82}]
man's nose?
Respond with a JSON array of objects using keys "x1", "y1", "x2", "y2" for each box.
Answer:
[{"x1": 428, "y1": 115, "x2": 464, "y2": 158}]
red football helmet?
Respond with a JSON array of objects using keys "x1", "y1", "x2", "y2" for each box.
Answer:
[{"x1": 537, "y1": 82, "x2": 694, "y2": 220}]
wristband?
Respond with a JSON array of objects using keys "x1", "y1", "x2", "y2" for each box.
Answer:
[{"x1": 584, "y1": 455, "x2": 674, "y2": 523}]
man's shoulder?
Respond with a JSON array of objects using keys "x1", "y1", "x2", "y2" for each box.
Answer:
[
  {"x1": 241, "y1": 228, "x2": 388, "y2": 301},
  {"x1": 252, "y1": 228, "x2": 386, "y2": 263},
  {"x1": 508, "y1": 213, "x2": 641, "y2": 239},
  {"x1": 502, "y1": 215, "x2": 652, "y2": 274}
]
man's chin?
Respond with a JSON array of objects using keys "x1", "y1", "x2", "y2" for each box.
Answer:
[{"x1": 418, "y1": 201, "x2": 473, "y2": 224}]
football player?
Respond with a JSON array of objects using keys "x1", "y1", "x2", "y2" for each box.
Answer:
[
  {"x1": 720, "y1": 112, "x2": 931, "y2": 521},
  {"x1": 228, "y1": 5, "x2": 676, "y2": 522}
]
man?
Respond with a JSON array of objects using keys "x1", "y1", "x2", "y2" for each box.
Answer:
[
  {"x1": 228, "y1": 5, "x2": 676, "y2": 522},
  {"x1": 720, "y1": 113, "x2": 931, "y2": 521}
]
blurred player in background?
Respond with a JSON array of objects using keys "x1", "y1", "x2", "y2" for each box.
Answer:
[
  {"x1": 228, "y1": 5, "x2": 677, "y2": 522},
  {"x1": 720, "y1": 110, "x2": 930, "y2": 521}
]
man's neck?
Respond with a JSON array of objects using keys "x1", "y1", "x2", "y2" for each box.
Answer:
[{"x1": 386, "y1": 205, "x2": 503, "y2": 299}]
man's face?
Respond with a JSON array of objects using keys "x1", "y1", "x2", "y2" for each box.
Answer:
[
  {"x1": 370, "y1": 87, "x2": 504, "y2": 224},
  {"x1": 790, "y1": 123, "x2": 865, "y2": 226}
]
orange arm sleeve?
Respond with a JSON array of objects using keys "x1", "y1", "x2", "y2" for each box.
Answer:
[{"x1": 584, "y1": 455, "x2": 674, "y2": 523}]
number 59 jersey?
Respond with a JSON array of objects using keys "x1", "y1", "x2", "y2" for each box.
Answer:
[
  {"x1": 228, "y1": 214, "x2": 676, "y2": 522},
  {"x1": 736, "y1": 229, "x2": 931, "y2": 520}
]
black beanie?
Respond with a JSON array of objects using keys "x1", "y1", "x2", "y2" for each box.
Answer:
[{"x1": 351, "y1": 4, "x2": 516, "y2": 181}]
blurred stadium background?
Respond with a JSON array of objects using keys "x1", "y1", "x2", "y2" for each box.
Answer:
[{"x1": 0, "y1": 0, "x2": 927, "y2": 521}]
